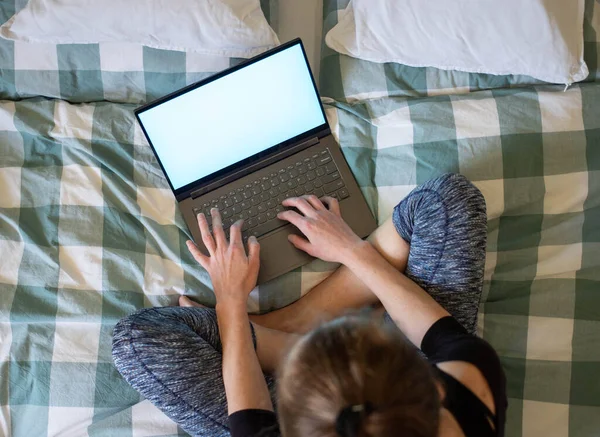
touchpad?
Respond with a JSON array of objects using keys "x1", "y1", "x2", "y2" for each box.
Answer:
[{"x1": 257, "y1": 225, "x2": 313, "y2": 283}]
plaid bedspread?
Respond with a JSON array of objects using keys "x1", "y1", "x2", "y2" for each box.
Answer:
[
  {"x1": 320, "y1": 0, "x2": 600, "y2": 102},
  {"x1": 1, "y1": 1, "x2": 600, "y2": 436}
]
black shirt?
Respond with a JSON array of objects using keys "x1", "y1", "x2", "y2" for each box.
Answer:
[{"x1": 229, "y1": 316, "x2": 507, "y2": 437}]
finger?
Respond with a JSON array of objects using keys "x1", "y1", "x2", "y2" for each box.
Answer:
[
  {"x1": 186, "y1": 240, "x2": 209, "y2": 269},
  {"x1": 277, "y1": 210, "x2": 308, "y2": 231},
  {"x1": 282, "y1": 197, "x2": 316, "y2": 217},
  {"x1": 303, "y1": 194, "x2": 326, "y2": 211},
  {"x1": 247, "y1": 236, "x2": 261, "y2": 268},
  {"x1": 288, "y1": 234, "x2": 313, "y2": 255},
  {"x1": 321, "y1": 196, "x2": 341, "y2": 216},
  {"x1": 229, "y1": 220, "x2": 245, "y2": 252},
  {"x1": 196, "y1": 213, "x2": 216, "y2": 254},
  {"x1": 210, "y1": 208, "x2": 227, "y2": 247}
]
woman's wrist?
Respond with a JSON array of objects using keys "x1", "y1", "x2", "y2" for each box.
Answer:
[
  {"x1": 215, "y1": 297, "x2": 248, "y2": 319},
  {"x1": 341, "y1": 239, "x2": 373, "y2": 268}
]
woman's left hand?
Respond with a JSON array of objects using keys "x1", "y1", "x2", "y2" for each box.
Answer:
[{"x1": 186, "y1": 208, "x2": 260, "y2": 309}]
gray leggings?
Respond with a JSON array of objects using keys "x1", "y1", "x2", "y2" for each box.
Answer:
[{"x1": 112, "y1": 173, "x2": 487, "y2": 437}]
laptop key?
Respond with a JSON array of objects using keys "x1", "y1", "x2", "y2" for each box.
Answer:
[
  {"x1": 247, "y1": 217, "x2": 257, "y2": 229},
  {"x1": 268, "y1": 188, "x2": 278, "y2": 198},
  {"x1": 289, "y1": 168, "x2": 299, "y2": 178},
  {"x1": 313, "y1": 187, "x2": 324, "y2": 198},
  {"x1": 298, "y1": 164, "x2": 308, "y2": 174},
  {"x1": 318, "y1": 155, "x2": 332, "y2": 166},
  {"x1": 296, "y1": 175, "x2": 307, "y2": 185},
  {"x1": 304, "y1": 182, "x2": 314, "y2": 192},
  {"x1": 316, "y1": 167, "x2": 326, "y2": 177},
  {"x1": 233, "y1": 194, "x2": 243, "y2": 203},
  {"x1": 313, "y1": 179, "x2": 323, "y2": 188},
  {"x1": 270, "y1": 178, "x2": 280, "y2": 187},
  {"x1": 240, "y1": 201, "x2": 251, "y2": 210},
  {"x1": 243, "y1": 190, "x2": 252, "y2": 199},
  {"x1": 260, "y1": 192, "x2": 269, "y2": 202},
  {"x1": 306, "y1": 170, "x2": 316, "y2": 181},
  {"x1": 307, "y1": 161, "x2": 317, "y2": 170},
  {"x1": 224, "y1": 198, "x2": 234, "y2": 208},
  {"x1": 321, "y1": 172, "x2": 340, "y2": 184},
  {"x1": 266, "y1": 209, "x2": 276, "y2": 220},
  {"x1": 233, "y1": 204, "x2": 242, "y2": 213},
  {"x1": 222, "y1": 208, "x2": 233, "y2": 218},
  {"x1": 251, "y1": 197, "x2": 261, "y2": 206},
  {"x1": 257, "y1": 204, "x2": 267, "y2": 214},
  {"x1": 295, "y1": 187, "x2": 305, "y2": 196},
  {"x1": 267, "y1": 200, "x2": 276, "y2": 209},
  {"x1": 324, "y1": 180, "x2": 344, "y2": 194},
  {"x1": 258, "y1": 213, "x2": 267, "y2": 224},
  {"x1": 338, "y1": 188, "x2": 350, "y2": 199},
  {"x1": 279, "y1": 173, "x2": 290, "y2": 182},
  {"x1": 325, "y1": 163, "x2": 337, "y2": 174}
]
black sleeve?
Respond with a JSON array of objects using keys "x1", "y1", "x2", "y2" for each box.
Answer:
[
  {"x1": 229, "y1": 409, "x2": 280, "y2": 437},
  {"x1": 421, "y1": 316, "x2": 508, "y2": 433}
]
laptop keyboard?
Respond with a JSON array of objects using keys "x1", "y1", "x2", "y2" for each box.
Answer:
[{"x1": 192, "y1": 150, "x2": 350, "y2": 241}]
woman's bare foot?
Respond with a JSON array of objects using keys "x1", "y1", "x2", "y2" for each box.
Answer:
[{"x1": 179, "y1": 295, "x2": 207, "y2": 308}]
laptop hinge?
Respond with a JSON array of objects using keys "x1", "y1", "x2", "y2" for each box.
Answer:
[{"x1": 189, "y1": 136, "x2": 321, "y2": 199}]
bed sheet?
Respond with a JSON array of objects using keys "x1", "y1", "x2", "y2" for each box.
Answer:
[
  {"x1": 2, "y1": 83, "x2": 600, "y2": 436},
  {"x1": 320, "y1": 0, "x2": 600, "y2": 102},
  {"x1": 0, "y1": 0, "x2": 279, "y2": 104},
  {"x1": 321, "y1": 83, "x2": 600, "y2": 437}
]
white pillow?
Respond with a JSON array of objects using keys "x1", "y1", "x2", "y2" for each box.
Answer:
[
  {"x1": 0, "y1": 0, "x2": 279, "y2": 58},
  {"x1": 326, "y1": 0, "x2": 588, "y2": 85}
]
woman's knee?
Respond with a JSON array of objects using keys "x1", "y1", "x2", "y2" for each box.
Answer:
[
  {"x1": 429, "y1": 173, "x2": 486, "y2": 212},
  {"x1": 112, "y1": 307, "x2": 218, "y2": 374}
]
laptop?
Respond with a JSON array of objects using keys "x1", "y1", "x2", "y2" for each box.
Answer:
[{"x1": 135, "y1": 38, "x2": 377, "y2": 284}]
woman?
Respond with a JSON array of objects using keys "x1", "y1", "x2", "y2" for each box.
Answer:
[{"x1": 112, "y1": 173, "x2": 507, "y2": 437}]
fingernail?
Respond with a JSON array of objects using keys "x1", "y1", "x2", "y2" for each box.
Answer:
[{"x1": 250, "y1": 236, "x2": 257, "y2": 243}]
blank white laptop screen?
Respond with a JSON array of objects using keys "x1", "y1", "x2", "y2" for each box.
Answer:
[{"x1": 137, "y1": 43, "x2": 326, "y2": 191}]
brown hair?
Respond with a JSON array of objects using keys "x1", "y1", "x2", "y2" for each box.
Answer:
[{"x1": 277, "y1": 315, "x2": 440, "y2": 437}]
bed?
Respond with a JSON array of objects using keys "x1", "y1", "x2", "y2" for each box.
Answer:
[
  {"x1": 1, "y1": 0, "x2": 599, "y2": 436},
  {"x1": 318, "y1": 1, "x2": 600, "y2": 437},
  {"x1": 0, "y1": 1, "x2": 286, "y2": 436}
]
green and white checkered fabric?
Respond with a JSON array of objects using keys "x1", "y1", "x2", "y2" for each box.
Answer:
[
  {"x1": 320, "y1": 0, "x2": 600, "y2": 102},
  {"x1": 320, "y1": 83, "x2": 600, "y2": 437},
  {"x1": 1, "y1": 1, "x2": 599, "y2": 436},
  {"x1": 2, "y1": 85, "x2": 599, "y2": 437},
  {"x1": 0, "y1": 0, "x2": 279, "y2": 104}
]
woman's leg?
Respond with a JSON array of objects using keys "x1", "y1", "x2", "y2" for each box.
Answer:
[
  {"x1": 112, "y1": 307, "x2": 277, "y2": 437},
  {"x1": 390, "y1": 173, "x2": 487, "y2": 334},
  {"x1": 254, "y1": 173, "x2": 486, "y2": 335}
]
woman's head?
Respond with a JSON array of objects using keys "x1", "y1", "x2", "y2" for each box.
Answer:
[{"x1": 277, "y1": 315, "x2": 440, "y2": 437}]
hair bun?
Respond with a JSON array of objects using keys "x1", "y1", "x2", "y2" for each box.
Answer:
[{"x1": 335, "y1": 402, "x2": 374, "y2": 437}]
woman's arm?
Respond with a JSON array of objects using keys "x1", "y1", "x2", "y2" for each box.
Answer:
[
  {"x1": 217, "y1": 305, "x2": 273, "y2": 414},
  {"x1": 278, "y1": 195, "x2": 448, "y2": 348},
  {"x1": 186, "y1": 209, "x2": 273, "y2": 415},
  {"x1": 343, "y1": 240, "x2": 449, "y2": 347}
]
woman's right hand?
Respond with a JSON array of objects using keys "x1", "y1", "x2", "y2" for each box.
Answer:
[{"x1": 277, "y1": 195, "x2": 367, "y2": 264}]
